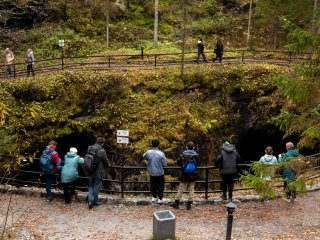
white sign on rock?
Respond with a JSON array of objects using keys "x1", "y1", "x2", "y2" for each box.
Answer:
[
  {"x1": 117, "y1": 137, "x2": 129, "y2": 144},
  {"x1": 117, "y1": 130, "x2": 129, "y2": 137}
]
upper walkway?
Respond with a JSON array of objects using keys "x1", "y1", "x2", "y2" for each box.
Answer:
[{"x1": 1, "y1": 49, "x2": 316, "y2": 79}]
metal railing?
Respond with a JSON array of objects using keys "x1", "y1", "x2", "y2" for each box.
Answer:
[
  {"x1": 1, "y1": 153, "x2": 319, "y2": 199},
  {"x1": 1, "y1": 49, "x2": 316, "y2": 79}
]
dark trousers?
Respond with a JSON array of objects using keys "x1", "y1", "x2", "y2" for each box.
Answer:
[
  {"x1": 213, "y1": 53, "x2": 223, "y2": 62},
  {"x1": 197, "y1": 51, "x2": 207, "y2": 62},
  {"x1": 150, "y1": 175, "x2": 165, "y2": 200},
  {"x1": 45, "y1": 174, "x2": 53, "y2": 197},
  {"x1": 284, "y1": 181, "x2": 296, "y2": 199},
  {"x1": 6, "y1": 64, "x2": 13, "y2": 77},
  {"x1": 27, "y1": 63, "x2": 35, "y2": 76},
  {"x1": 221, "y1": 174, "x2": 235, "y2": 199},
  {"x1": 63, "y1": 182, "x2": 76, "y2": 204}
]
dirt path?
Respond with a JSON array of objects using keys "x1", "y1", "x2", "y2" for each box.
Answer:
[{"x1": 1, "y1": 190, "x2": 320, "y2": 240}]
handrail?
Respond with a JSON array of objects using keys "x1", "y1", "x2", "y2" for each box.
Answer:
[
  {"x1": 1, "y1": 153, "x2": 319, "y2": 199},
  {"x1": 1, "y1": 49, "x2": 315, "y2": 80}
]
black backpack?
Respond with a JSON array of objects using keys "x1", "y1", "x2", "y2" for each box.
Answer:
[{"x1": 83, "y1": 149, "x2": 100, "y2": 174}]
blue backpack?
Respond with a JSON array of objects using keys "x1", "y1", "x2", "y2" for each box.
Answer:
[
  {"x1": 39, "y1": 151, "x2": 56, "y2": 174},
  {"x1": 182, "y1": 159, "x2": 197, "y2": 173}
]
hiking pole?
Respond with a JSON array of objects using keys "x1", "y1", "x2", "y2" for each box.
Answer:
[{"x1": 226, "y1": 202, "x2": 236, "y2": 240}]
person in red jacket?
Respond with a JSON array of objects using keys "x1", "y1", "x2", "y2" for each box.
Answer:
[{"x1": 42, "y1": 140, "x2": 61, "y2": 201}]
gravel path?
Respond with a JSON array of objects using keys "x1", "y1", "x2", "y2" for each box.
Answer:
[{"x1": 1, "y1": 190, "x2": 320, "y2": 240}]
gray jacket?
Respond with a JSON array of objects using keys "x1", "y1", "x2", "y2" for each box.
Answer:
[
  {"x1": 87, "y1": 143, "x2": 109, "y2": 179},
  {"x1": 143, "y1": 148, "x2": 167, "y2": 176},
  {"x1": 216, "y1": 144, "x2": 240, "y2": 174}
]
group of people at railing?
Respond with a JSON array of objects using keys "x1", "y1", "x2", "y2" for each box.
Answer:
[
  {"x1": 4, "y1": 47, "x2": 35, "y2": 77},
  {"x1": 38, "y1": 134, "x2": 304, "y2": 210}
]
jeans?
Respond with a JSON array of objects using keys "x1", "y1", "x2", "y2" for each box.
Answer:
[
  {"x1": 150, "y1": 175, "x2": 165, "y2": 200},
  {"x1": 27, "y1": 63, "x2": 35, "y2": 76},
  {"x1": 88, "y1": 177, "x2": 102, "y2": 204},
  {"x1": 45, "y1": 174, "x2": 53, "y2": 197}
]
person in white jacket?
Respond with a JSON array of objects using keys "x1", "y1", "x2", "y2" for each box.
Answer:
[{"x1": 259, "y1": 146, "x2": 278, "y2": 204}]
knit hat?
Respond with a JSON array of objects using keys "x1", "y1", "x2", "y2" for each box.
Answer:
[{"x1": 69, "y1": 147, "x2": 78, "y2": 153}]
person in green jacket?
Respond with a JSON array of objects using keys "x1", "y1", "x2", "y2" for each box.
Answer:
[
  {"x1": 61, "y1": 147, "x2": 84, "y2": 204},
  {"x1": 278, "y1": 142, "x2": 299, "y2": 201}
]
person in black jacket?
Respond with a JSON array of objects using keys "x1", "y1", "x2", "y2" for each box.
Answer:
[
  {"x1": 196, "y1": 38, "x2": 207, "y2": 63},
  {"x1": 215, "y1": 140, "x2": 240, "y2": 202},
  {"x1": 213, "y1": 38, "x2": 224, "y2": 63},
  {"x1": 171, "y1": 141, "x2": 199, "y2": 210},
  {"x1": 87, "y1": 136, "x2": 110, "y2": 209}
]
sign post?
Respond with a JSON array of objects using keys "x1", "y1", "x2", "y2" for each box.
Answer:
[{"x1": 117, "y1": 130, "x2": 129, "y2": 144}]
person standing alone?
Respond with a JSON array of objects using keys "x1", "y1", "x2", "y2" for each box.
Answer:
[
  {"x1": 26, "y1": 48, "x2": 35, "y2": 77},
  {"x1": 5, "y1": 48, "x2": 14, "y2": 77},
  {"x1": 215, "y1": 140, "x2": 240, "y2": 202},
  {"x1": 143, "y1": 139, "x2": 167, "y2": 204}
]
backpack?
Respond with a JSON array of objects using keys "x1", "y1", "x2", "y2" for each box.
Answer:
[
  {"x1": 182, "y1": 159, "x2": 197, "y2": 174},
  {"x1": 39, "y1": 151, "x2": 56, "y2": 174},
  {"x1": 83, "y1": 149, "x2": 100, "y2": 174}
]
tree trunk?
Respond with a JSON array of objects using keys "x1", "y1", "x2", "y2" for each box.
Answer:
[
  {"x1": 153, "y1": 0, "x2": 159, "y2": 48},
  {"x1": 181, "y1": 6, "x2": 186, "y2": 77},
  {"x1": 246, "y1": 0, "x2": 253, "y2": 47}
]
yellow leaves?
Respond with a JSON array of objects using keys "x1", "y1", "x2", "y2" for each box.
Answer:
[{"x1": 0, "y1": 101, "x2": 10, "y2": 126}]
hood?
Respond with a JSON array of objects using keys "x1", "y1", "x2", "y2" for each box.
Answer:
[
  {"x1": 287, "y1": 149, "x2": 299, "y2": 157},
  {"x1": 263, "y1": 154, "x2": 275, "y2": 162},
  {"x1": 66, "y1": 151, "x2": 77, "y2": 158},
  {"x1": 183, "y1": 150, "x2": 198, "y2": 157},
  {"x1": 45, "y1": 146, "x2": 55, "y2": 154},
  {"x1": 221, "y1": 144, "x2": 236, "y2": 153}
]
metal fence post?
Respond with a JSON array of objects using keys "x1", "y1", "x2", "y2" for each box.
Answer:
[
  {"x1": 226, "y1": 202, "x2": 236, "y2": 240},
  {"x1": 155, "y1": 54, "x2": 157, "y2": 67},
  {"x1": 205, "y1": 168, "x2": 209, "y2": 200},
  {"x1": 120, "y1": 167, "x2": 124, "y2": 198},
  {"x1": 141, "y1": 46, "x2": 144, "y2": 60},
  {"x1": 241, "y1": 50, "x2": 245, "y2": 62},
  {"x1": 13, "y1": 64, "x2": 16, "y2": 78},
  {"x1": 61, "y1": 50, "x2": 64, "y2": 70},
  {"x1": 108, "y1": 56, "x2": 111, "y2": 68}
]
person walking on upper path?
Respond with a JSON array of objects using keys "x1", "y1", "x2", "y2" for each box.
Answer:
[
  {"x1": 278, "y1": 142, "x2": 299, "y2": 202},
  {"x1": 40, "y1": 140, "x2": 61, "y2": 201},
  {"x1": 143, "y1": 139, "x2": 167, "y2": 204},
  {"x1": 5, "y1": 48, "x2": 14, "y2": 77},
  {"x1": 61, "y1": 147, "x2": 84, "y2": 204},
  {"x1": 196, "y1": 38, "x2": 207, "y2": 63},
  {"x1": 87, "y1": 136, "x2": 109, "y2": 209},
  {"x1": 259, "y1": 146, "x2": 278, "y2": 205},
  {"x1": 26, "y1": 48, "x2": 35, "y2": 77},
  {"x1": 172, "y1": 141, "x2": 199, "y2": 210},
  {"x1": 215, "y1": 140, "x2": 240, "y2": 202},
  {"x1": 213, "y1": 38, "x2": 224, "y2": 63}
]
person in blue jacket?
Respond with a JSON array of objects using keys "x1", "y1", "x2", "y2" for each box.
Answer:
[
  {"x1": 61, "y1": 147, "x2": 84, "y2": 204},
  {"x1": 278, "y1": 142, "x2": 299, "y2": 201},
  {"x1": 171, "y1": 141, "x2": 199, "y2": 210},
  {"x1": 143, "y1": 139, "x2": 167, "y2": 204},
  {"x1": 259, "y1": 146, "x2": 278, "y2": 204}
]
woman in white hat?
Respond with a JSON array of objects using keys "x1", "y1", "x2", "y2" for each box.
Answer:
[{"x1": 61, "y1": 147, "x2": 84, "y2": 204}]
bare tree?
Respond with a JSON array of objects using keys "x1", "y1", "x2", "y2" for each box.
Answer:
[{"x1": 153, "y1": 0, "x2": 159, "y2": 48}]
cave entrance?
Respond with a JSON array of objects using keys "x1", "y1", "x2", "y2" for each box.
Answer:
[{"x1": 236, "y1": 124, "x2": 293, "y2": 163}]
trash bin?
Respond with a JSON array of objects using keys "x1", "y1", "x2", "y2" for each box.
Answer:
[{"x1": 153, "y1": 210, "x2": 176, "y2": 240}]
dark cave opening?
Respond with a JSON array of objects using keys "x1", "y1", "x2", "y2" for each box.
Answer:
[{"x1": 236, "y1": 124, "x2": 305, "y2": 163}]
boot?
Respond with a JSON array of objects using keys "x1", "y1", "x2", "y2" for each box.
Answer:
[
  {"x1": 186, "y1": 200, "x2": 193, "y2": 210},
  {"x1": 171, "y1": 199, "x2": 180, "y2": 209}
]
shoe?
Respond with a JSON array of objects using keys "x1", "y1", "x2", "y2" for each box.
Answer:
[
  {"x1": 221, "y1": 194, "x2": 227, "y2": 200},
  {"x1": 46, "y1": 196, "x2": 53, "y2": 202},
  {"x1": 158, "y1": 199, "x2": 163, "y2": 204},
  {"x1": 93, "y1": 202, "x2": 102, "y2": 206},
  {"x1": 151, "y1": 197, "x2": 158, "y2": 202},
  {"x1": 171, "y1": 200, "x2": 180, "y2": 209},
  {"x1": 186, "y1": 201, "x2": 193, "y2": 210},
  {"x1": 88, "y1": 202, "x2": 93, "y2": 209},
  {"x1": 227, "y1": 198, "x2": 233, "y2": 203},
  {"x1": 284, "y1": 198, "x2": 291, "y2": 203},
  {"x1": 264, "y1": 199, "x2": 270, "y2": 205}
]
